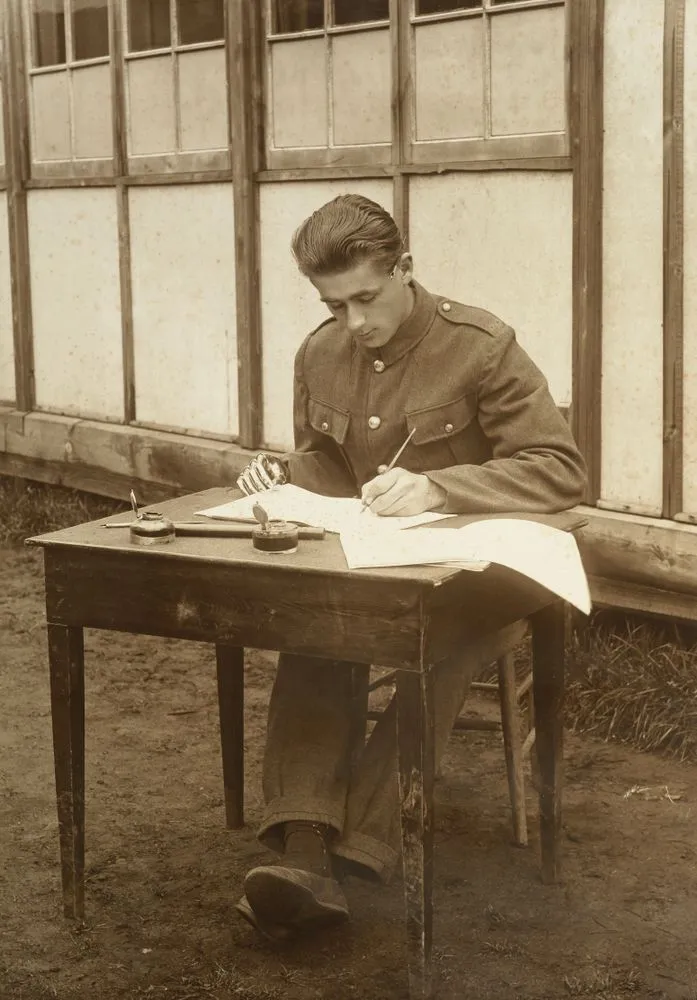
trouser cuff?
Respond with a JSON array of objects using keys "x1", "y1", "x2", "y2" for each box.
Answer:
[
  {"x1": 257, "y1": 801, "x2": 345, "y2": 855},
  {"x1": 331, "y1": 831, "x2": 400, "y2": 885}
]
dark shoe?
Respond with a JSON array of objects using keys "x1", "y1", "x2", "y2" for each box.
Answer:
[
  {"x1": 244, "y1": 865, "x2": 349, "y2": 932},
  {"x1": 235, "y1": 893, "x2": 293, "y2": 944}
]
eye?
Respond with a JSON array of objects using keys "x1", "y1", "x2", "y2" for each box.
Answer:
[
  {"x1": 357, "y1": 294, "x2": 377, "y2": 304},
  {"x1": 326, "y1": 301, "x2": 345, "y2": 312}
]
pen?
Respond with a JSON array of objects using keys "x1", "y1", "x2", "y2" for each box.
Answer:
[{"x1": 361, "y1": 426, "x2": 417, "y2": 513}]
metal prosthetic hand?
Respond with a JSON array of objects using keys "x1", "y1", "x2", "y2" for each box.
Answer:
[{"x1": 236, "y1": 453, "x2": 288, "y2": 496}]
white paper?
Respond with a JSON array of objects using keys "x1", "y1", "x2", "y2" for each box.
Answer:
[
  {"x1": 196, "y1": 484, "x2": 455, "y2": 534},
  {"x1": 339, "y1": 517, "x2": 591, "y2": 614}
]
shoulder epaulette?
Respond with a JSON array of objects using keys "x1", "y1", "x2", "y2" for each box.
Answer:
[{"x1": 435, "y1": 299, "x2": 510, "y2": 338}]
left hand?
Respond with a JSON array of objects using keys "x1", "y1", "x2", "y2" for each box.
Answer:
[{"x1": 360, "y1": 468, "x2": 446, "y2": 516}]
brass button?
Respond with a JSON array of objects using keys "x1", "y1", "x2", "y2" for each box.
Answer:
[
  {"x1": 373, "y1": 359, "x2": 385, "y2": 373},
  {"x1": 321, "y1": 421, "x2": 329, "y2": 432},
  {"x1": 377, "y1": 464, "x2": 388, "y2": 474},
  {"x1": 444, "y1": 422, "x2": 454, "y2": 434},
  {"x1": 441, "y1": 301, "x2": 451, "y2": 312},
  {"x1": 368, "y1": 415, "x2": 381, "y2": 430}
]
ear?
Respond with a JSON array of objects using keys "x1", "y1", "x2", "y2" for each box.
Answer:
[{"x1": 397, "y1": 252, "x2": 413, "y2": 284}]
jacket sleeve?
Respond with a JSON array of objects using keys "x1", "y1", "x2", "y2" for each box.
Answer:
[
  {"x1": 282, "y1": 339, "x2": 357, "y2": 498},
  {"x1": 424, "y1": 327, "x2": 588, "y2": 514}
]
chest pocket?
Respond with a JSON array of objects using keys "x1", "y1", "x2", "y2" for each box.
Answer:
[
  {"x1": 405, "y1": 392, "x2": 484, "y2": 469},
  {"x1": 308, "y1": 396, "x2": 351, "y2": 446}
]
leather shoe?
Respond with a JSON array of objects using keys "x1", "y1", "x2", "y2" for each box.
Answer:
[
  {"x1": 244, "y1": 865, "x2": 349, "y2": 932},
  {"x1": 235, "y1": 893, "x2": 293, "y2": 943}
]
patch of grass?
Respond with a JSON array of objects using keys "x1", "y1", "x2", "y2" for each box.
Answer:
[
  {"x1": 566, "y1": 615, "x2": 697, "y2": 763},
  {"x1": 563, "y1": 965, "x2": 659, "y2": 998},
  {"x1": 0, "y1": 475, "x2": 128, "y2": 547}
]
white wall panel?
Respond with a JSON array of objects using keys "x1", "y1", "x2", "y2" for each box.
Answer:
[
  {"x1": 0, "y1": 196, "x2": 14, "y2": 402},
  {"x1": 601, "y1": 0, "x2": 664, "y2": 514},
  {"x1": 72, "y1": 63, "x2": 113, "y2": 160},
  {"x1": 28, "y1": 189, "x2": 123, "y2": 418},
  {"x1": 31, "y1": 71, "x2": 71, "y2": 161},
  {"x1": 331, "y1": 30, "x2": 390, "y2": 146},
  {"x1": 490, "y1": 7, "x2": 566, "y2": 136},
  {"x1": 414, "y1": 19, "x2": 483, "y2": 141},
  {"x1": 410, "y1": 173, "x2": 572, "y2": 407},
  {"x1": 127, "y1": 56, "x2": 176, "y2": 156},
  {"x1": 271, "y1": 39, "x2": 327, "y2": 148},
  {"x1": 683, "y1": 0, "x2": 697, "y2": 515},
  {"x1": 178, "y1": 48, "x2": 228, "y2": 151},
  {"x1": 129, "y1": 185, "x2": 238, "y2": 435},
  {"x1": 260, "y1": 180, "x2": 393, "y2": 450}
]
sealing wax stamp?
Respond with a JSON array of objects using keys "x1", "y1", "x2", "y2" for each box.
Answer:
[
  {"x1": 130, "y1": 511, "x2": 175, "y2": 546},
  {"x1": 252, "y1": 520, "x2": 299, "y2": 553}
]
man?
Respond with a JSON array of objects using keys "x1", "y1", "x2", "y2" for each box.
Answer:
[{"x1": 234, "y1": 194, "x2": 587, "y2": 941}]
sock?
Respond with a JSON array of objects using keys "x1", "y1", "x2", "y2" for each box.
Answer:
[{"x1": 282, "y1": 821, "x2": 333, "y2": 878}]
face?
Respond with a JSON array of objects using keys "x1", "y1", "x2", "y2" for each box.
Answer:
[{"x1": 310, "y1": 255, "x2": 414, "y2": 350}]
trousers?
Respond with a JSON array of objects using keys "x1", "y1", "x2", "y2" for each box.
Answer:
[{"x1": 257, "y1": 620, "x2": 526, "y2": 882}]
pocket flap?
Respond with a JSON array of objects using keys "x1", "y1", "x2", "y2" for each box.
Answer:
[
  {"x1": 308, "y1": 396, "x2": 351, "y2": 445},
  {"x1": 407, "y1": 393, "x2": 477, "y2": 446}
]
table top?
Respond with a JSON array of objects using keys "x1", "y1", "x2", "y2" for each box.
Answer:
[{"x1": 27, "y1": 487, "x2": 586, "y2": 589}]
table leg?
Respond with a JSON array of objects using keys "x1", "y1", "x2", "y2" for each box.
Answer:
[
  {"x1": 530, "y1": 601, "x2": 566, "y2": 884},
  {"x1": 215, "y1": 645, "x2": 244, "y2": 828},
  {"x1": 395, "y1": 668, "x2": 435, "y2": 1000},
  {"x1": 47, "y1": 623, "x2": 85, "y2": 920}
]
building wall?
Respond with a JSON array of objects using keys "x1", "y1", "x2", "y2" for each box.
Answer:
[
  {"x1": 684, "y1": 0, "x2": 697, "y2": 518},
  {"x1": 0, "y1": 193, "x2": 13, "y2": 404}
]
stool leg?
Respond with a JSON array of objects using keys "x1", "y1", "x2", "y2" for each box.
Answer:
[
  {"x1": 216, "y1": 645, "x2": 244, "y2": 828},
  {"x1": 497, "y1": 653, "x2": 528, "y2": 847}
]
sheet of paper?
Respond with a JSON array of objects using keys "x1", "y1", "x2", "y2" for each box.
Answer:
[
  {"x1": 196, "y1": 484, "x2": 455, "y2": 534},
  {"x1": 339, "y1": 517, "x2": 591, "y2": 614}
]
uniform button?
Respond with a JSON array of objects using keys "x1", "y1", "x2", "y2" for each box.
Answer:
[
  {"x1": 321, "y1": 421, "x2": 329, "y2": 432},
  {"x1": 441, "y1": 301, "x2": 451, "y2": 312},
  {"x1": 444, "y1": 422, "x2": 454, "y2": 434},
  {"x1": 373, "y1": 359, "x2": 385, "y2": 373},
  {"x1": 368, "y1": 415, "x2": 381, "y2": 430},
  {"x1": 377, "y1": 464, "x2": 389, "y2": 475}
]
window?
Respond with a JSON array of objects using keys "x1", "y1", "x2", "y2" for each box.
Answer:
[
  {"x1": 27, "y1": 0, "x2": 113, "y2": 175},
  {"x1": 265, "y1": 0, "x2": 392, "y2": 168},
  {"x1": 408, "y1": 0, "x2": 569, "y2": 163},
  {"x1": 124, "y1": 0, "x2": 228, "y2": 172}
]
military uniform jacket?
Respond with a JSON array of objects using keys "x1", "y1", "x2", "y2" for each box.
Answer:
[{"x1": 284, "y1": 281, "x2": 587, "y2": 514}]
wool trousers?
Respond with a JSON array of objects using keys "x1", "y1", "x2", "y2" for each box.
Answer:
[{"x1": 257, "y1": 621, "x2": 526, "y2": 882}]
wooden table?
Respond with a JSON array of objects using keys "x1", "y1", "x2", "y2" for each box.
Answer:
[{"x1": 28, "y1": 488, "x2": 586, "y2": 999}]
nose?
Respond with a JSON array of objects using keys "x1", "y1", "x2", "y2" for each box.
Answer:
[{"x1": 346, "y1": 304, "x2": 366, "y2": 334}]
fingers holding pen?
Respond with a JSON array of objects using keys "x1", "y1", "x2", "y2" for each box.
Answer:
[{"x1": 361, "y1": 468, "x2": 440, "y2": 517}]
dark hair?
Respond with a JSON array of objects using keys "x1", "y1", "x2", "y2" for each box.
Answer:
[{"x1": 291, "y1": 194, "x2": 404, "y2": 277}]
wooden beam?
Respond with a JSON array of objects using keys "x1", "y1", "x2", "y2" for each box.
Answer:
[
  {"x1": 390, "y1": 0, "x2": 409, "y2": 240},
  {"x1": 109, "y1": 0, "x2": 135, "y2": 424},
  {"x1": 662, "y1": 0, "x2": 685, "y2": 517},
  {"x1": 570, "y1": 0, "x2": 604, "y2": 504},
  {"x1": 4, "y1": 0, "x2": 35, "y2": 411},
  {"x1": 227, "y1": 0, "x2": 264, "y2": 449}
]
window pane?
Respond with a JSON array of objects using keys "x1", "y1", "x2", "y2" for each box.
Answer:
[
  {"x1": 333, "y1": 0, "x2": 389, "y2": 24},
  {"x1": 32, "y1": 0, "x2": 66, "y2": 68},
  {"x1": 72, "y1": 0, "x2": 109, "y2": 61},
  {"x1": 273, "y1": 0, "x2": 324, "y2": 34},
  {"x1": 177, "y1": 0, "x2": 225, "y2": 44},
  {"x1": 416, "y1": 1, "x2": 482, "y2": 14},
  {"x1": 128, "y1": 0, "x2": 171, "y2": 52}
]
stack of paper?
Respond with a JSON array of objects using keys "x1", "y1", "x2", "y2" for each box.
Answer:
[{"x1": 196, "y1": 484, "x2": 455, "y2": 534}]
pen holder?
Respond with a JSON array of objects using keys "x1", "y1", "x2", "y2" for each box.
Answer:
[
  {"x1": 252, "y1": 520, "x2": 299, "y2": 554},
  {"x1": 129, "y1": 511, "x2": 175, "y2": 546}
]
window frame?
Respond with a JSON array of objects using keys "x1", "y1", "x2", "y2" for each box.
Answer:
[
  {"x1": 404, "y1": 0, "x2": 569, "y2": 165},
  {"x1": 24, "y1": 0, "x2": 113, "y2": 179},
  {"x1": 122, "y1": 0, "x2": 229, "y2": 176},
  {"x1": 264, "y1": 0, "x2": 393, "y2": 170}
]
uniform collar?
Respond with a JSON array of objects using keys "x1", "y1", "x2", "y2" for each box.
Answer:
[{"x1": 361, "y1": 280, "x2": 437, "y2": 367}]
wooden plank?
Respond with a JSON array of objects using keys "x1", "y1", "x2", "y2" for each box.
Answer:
[
  {"x1": 395, "y1": 667, "x2": 435, "y2": 1000},
  {"x1": 497, "y1": 652, "x2": 528, "y2": 846},
  {"x1": 227, "y1": 0, "x2": 263, "y2": 449},
  {"x1": 109, "y1": 0, "x2": 136, "y2": 424},
  {"x1": 390, "y1": 0, "x2": 409, "y2": 239},
  {"x1": 47, "y1": 623, "x2": 86, "y2": 920},
  {"x1": 215, "y1": 645, "x2": 245, "y2": 829},
  {"x1": 569, "y1": 0, "x2": 604, "y2": 503},
  {"x1": 588, "y1": 574, "x2": 697, "y2": 624},
  {"x1": 663, "y1": 0, "x2": 685, "y2": 517},
  {"x1": 4, "y1": 0, "x2": 35, "y2": 411}
]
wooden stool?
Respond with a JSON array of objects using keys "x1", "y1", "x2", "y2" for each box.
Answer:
[{"x1": 367, "y1": 643, "x2": 536, "y2": 847}]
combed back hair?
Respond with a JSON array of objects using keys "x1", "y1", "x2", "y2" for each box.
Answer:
[{"x1": 291, "y1": 194, "x2": 404, "y2": 277}]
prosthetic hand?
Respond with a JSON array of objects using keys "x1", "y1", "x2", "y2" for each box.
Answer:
[{"x1": 236, "y1": 454, "x2": 288, "y2": 496}]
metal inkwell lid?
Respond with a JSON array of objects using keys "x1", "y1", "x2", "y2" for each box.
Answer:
[{"x1": 128, "y1": 490, "x2": 175, "y2": 545}]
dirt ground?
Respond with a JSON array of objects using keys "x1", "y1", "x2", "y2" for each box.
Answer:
[{"x1": 2, "y1": 545, "x2": 696, "y2": 1000}]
